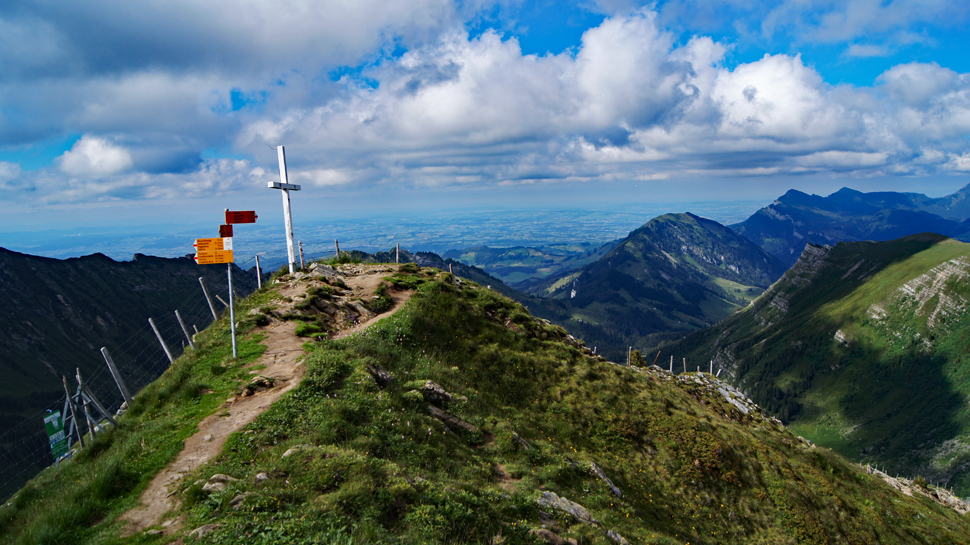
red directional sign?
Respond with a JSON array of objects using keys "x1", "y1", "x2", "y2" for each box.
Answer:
[
  {"x1": 226, "y1": 210, "x2": 257, "y2": 224},
  {"x1": 219, "y1": 224, "x2": 233, "y2": 238}
]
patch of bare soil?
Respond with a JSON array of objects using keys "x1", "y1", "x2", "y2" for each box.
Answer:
[{"x1": 117, "y1": 265, "x2": 413, "y2": 537}]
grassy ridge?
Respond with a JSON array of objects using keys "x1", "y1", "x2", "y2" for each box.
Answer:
[
  {"x1": 5, "y1": 266, "x2": 970, "y2": 543},
  {"x1": 660, "y1": 234, "x2": 970, "y2": 494}
]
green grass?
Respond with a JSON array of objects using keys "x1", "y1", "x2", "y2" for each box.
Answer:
[
  {"x1": 661, "y1": 235, "x2": 970, "y2": 493},
  {"x1": 170, "y1": 273, "x2": 970, "y2": 543},
  {"x1": 6, "y1": 266, "x2": 970, "y2": 544}
]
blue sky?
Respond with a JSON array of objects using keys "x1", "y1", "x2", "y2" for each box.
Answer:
[{"x1": 1, "y1": 0, "x2": 969, "y2": 235}]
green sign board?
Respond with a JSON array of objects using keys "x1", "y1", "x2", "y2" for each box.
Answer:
[{"x1": 44, "y1": 411, "x2": 69, "y2": 459}]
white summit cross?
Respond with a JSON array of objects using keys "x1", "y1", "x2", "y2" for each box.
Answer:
[{"x1": 267, "y1": 145, "x2": 301, "y2": 273}]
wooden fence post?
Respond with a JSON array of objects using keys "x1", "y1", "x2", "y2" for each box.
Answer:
[
  {"x1": 335, "y1": 239, "x2": 340, "y2": 260},
  {"x1": 175, "y1": 310, "x2": 195, "y2": 350},
  {"x1": 199, "y1": 277, "x2": 218, "y2": 320},
  {"x1": 150, "y1": 317, "x2": 175, "y2": 363},
  {"x1": 100, "y1": 347, "x2": 133, "y2": 407},
  {"x1": 299, "y1": 241, "x2": 305, "y2": 269},
  {"x1": 62, "y1": 376, "x2": 84, "y2": 448},
  {"x1": 77, "y1": 368, "x2": 117, "y2": 427}
]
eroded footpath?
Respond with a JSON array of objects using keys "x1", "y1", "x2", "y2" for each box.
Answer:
[{"x1": 118, "y1": 264, "x2": 412, "y2": 537}]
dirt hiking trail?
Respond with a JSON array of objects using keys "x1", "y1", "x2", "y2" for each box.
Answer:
[{"x1": 118, "y1": 264, "x2": 412, "y2": 537}]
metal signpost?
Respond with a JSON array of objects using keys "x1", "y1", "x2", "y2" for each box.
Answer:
[
  {"x1": 193, "y1": 211, "x2": 257, "y2": 358},
  {"x1": 267, "y1": 146, "x2": 301, "y2": 273}
]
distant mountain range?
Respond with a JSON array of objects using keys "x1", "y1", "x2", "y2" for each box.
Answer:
[
  {"x1": 521, "y1": 213, "x2": 786, "y2": 360},
  {"x1": 658, "y1": 233, "x2": 970, "y2": 493},
  {"x1": 732, "y1": 185, "x2": 970, "y2": 267}
]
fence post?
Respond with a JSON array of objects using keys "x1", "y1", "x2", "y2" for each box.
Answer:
[
  {"x1": 683, "y1": 358, "x2": 686, "y2": 374},
  {"x1": 100, "y1": 347, "x2": 133, "y2": 407},
  {"x1": 199, "y1": 277, "x2": 218, "y2": 320},
  {"x1": 299, "y1": 241, "x2": 305, "y2": 270},
  {"x1": 627, "y1": 346, "x2": 632, "y2": 366},
  {"x1": 175, "y1": 310, "x2": 195, "y2": 350},
  {"x1": 709, "y1": 360, "x2": 713, "y2": 374},
  {"x1": 62, "y1": 376, "x2": 84, "y2": 448},
  {"x1": 449, "y1": 263, "x2": 454, "y2": 274},
  {"x1": 150, "y1": 317, "x2": 175, "y2": 363},
  {"x1": 396, "y1": 243, "x2": 400, "y2": 264},
  {"x1": 77, "y1": 368, "x2": 117, "y2": 427},
  {"x1": 335, "y1": 239, "x2": 340, "y2": 260},
  {"x1": 228, "y1": 263, "x2": 238, "y2": 359},
  {"x1": 255, "y1": 255, "x2": 262, "y2": 289},
  {"x1": 215, "y1": 294, "x2": 229, "y2": 307},
  {"x1": 669, "y1": 355, "x2": 673, "y2": 373}
]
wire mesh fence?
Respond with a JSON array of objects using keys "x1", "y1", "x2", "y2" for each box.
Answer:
[
  {"x1": 0, "y1": 265, "x2": 263, "y2": 502},
  {"x1": 0, "y1": 239, "x2": 402, "y2": 502}
]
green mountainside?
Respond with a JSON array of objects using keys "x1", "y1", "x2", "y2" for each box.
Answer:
[
  {"x1": 4, "y1": 264, "x2": 970, "y2": 544},
  {"x1": 732, "y1": 186, "x2": 970, "y2": 267},
  {"x1": 526, "y1": 213, "x2": 786, "y2": 361},
  {"x1": 658, "y1": 233, "x2": 970, "y2": 494}
]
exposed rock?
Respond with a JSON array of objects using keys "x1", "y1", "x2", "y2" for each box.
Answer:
[
  {"x1": 590, "y1": 462, "x2": 622, "y2": 498},
  {"x1": 511, "y1": 432, "x2": 533, "y2": 450},
  {"x1": 366, "y1": 363, "x2": 395, "y2": 389},
  {"x1": 537, "y1": 491, "x2": 598, "y2": 525},
  {"x1": 281, "y1": 445, "x2": 311, "y2": 458},
  {"x1": 530, "y1": 528, "x2": 577, "y2": 545},
  {"x1": 145, "y1": 529, "x2": 163, "y2": 536},
  {"x1": 254, "y1": 472, "x2": 269, "y2": 484},
  {"x1": 209, "y1": 474, "x2": 239, "y2": 483},
  {"x1": 201, "y1": 481, "x2": 226, "y2": 493},
  {"x1": 421, "y1": 381, "x2": 454, "y2": 405},
  {"x1": 428, "y1": 405, "x2": 476, "y2": 433},
  {"x1": 606, "y1": 529, "x2": 629, "y2": 544},
  {"x1": 241, "y1": 375, "x2": 275, "y2": 396},
  {"x1": 229, "y1": 494, "x2": 248, "y2": 510},
  {"x1": 188, "y1": 524, "x2": 222, "y2": 540}
]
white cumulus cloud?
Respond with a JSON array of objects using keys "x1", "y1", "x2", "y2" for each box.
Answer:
[{"x1": 58, "y1": 136, "x2": 133, "y2": 177}]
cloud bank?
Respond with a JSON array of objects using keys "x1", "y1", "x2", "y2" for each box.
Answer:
[{"x1": 0, "y1": 1, "x2": 967, "y2": 206}]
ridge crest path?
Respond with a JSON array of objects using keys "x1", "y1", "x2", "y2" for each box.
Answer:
[{"x1": 118, "y1": 265, "x2": 412, "y2": 537}]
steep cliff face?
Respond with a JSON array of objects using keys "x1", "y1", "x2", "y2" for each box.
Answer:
[{"x1": 660, "y1": 234, "x2": 970, "y2": 494}]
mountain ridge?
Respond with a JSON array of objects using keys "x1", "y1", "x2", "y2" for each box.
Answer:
[
  {"x1": 656, "y1": 233, "x2": 970, "y2": 494},
  {"x1": 731, "y1": 184, "x2": 970, "y2": 267},
  {"x1": 4, "y1": 262, "x2": 970, "y2": 543}
]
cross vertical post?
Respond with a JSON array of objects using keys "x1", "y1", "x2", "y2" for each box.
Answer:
[{"x1": 267, "y1": 146, "x2": 301, "y2": 274}]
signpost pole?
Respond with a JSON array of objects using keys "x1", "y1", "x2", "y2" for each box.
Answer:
[
  {"x1": 255, "y1": 255, "x2": 262, "y2": 289},
  {"x1": 228, "y1": 263, "x2": 237, "y2": 358},
  {"x1": 278, "y1": 146, "x2": 297, "y2": 274}
]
